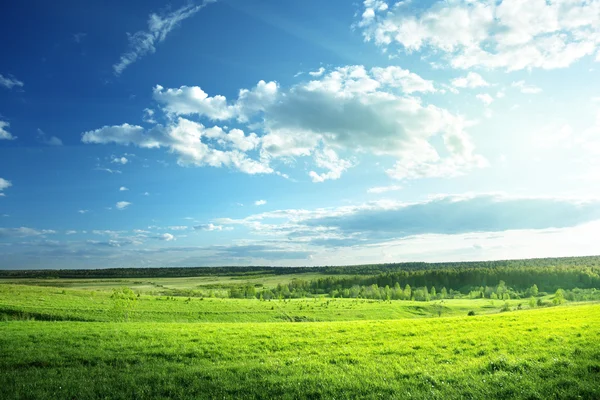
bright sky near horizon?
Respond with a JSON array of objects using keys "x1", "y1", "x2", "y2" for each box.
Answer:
[{"x1": 1, "y1": 0, "x2": 600, "y2": 269}]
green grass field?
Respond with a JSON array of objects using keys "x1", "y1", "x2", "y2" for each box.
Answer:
[{"x1": 1, "y1": 279, "x2": 599, "y2": 399}]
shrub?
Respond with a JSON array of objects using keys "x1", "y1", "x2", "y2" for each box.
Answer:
[{"x1": 468, "y1": 310, "x2": 476, "y2": 316}]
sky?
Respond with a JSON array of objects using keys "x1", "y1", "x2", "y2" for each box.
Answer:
[{"x1": 1, "y1": 0, "x2": 600, "y2": 269}]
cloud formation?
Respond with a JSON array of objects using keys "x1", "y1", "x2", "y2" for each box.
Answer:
[
  {"x1": 116, "y1": 201, "x2": 131, "y2": 210},
  {"x1": 102, "y1": 65, "x2": 483, "y2": 181},
  {"x1": 359, "y1": 0, "x2": 600, "y2": 71},
  {"x1": 0, "y1": 74, "x2": 23, "y2": 90},
  {"x1": 36, "y1": 129, "x2": 63, "y2": 146},
  {"x1": 0, "y1": 121, "x2": 15, "y2": 140},
  {"x1": 113, "y1": 0, "x2": 217, "y2": 75},
  {"x1": 0, "y1": 178, "x2": 12, "y2": 197}
]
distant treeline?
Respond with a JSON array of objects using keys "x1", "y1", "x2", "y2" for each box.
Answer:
[
  {"x1": 1, "y1": 256, "x2": 600, "y2": 280},
  {"x1": 244, "y1": 264, "x2": 600, "y2": 301}
]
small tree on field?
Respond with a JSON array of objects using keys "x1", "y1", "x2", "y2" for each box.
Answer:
[
  {"x1": 111, "y1": 287, "x2": 137, "y2": 321},
  {"x1": 528, "y1": 297, "x2": 536, "y2": 308},
  {"x1": 529, "y1": 284, "x2": 539, "y2": 297},
  {"x1": 553, "y1": 289, "x2": 565, "y2": 305}
]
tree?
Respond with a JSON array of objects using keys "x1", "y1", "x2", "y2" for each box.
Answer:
[
  {"x1": 553, "y1": 289, "x2": 565, "y2": 305},
  {"x1": 430, "y1": 286, "x2": 437, "y2": 298},
  {"x1": 528, "y1": 297, "x2": 536, "y2": 308},
  {"x1": 111, "y1": 287, "x2": 137, "y2": 321},
  {"x1": 404, "y1": 284, "x2": 412, "y2": 300},
  {"x1": 529, "y1": 284, "x2": 539, "y2": 297},
  {"x1": 440, "y1": 287, "x2": 447, "y2": 299}
]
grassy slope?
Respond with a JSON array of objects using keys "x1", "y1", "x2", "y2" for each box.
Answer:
[
  {"x1": 1, "y1": 284, "x2": 538, "y2": 323},
  {"x1": 0, "y1": 273, "x2": 350, "y2": 292},
  {"x1": 1, "y1": 304, "x2": 599, "y2": 399}
]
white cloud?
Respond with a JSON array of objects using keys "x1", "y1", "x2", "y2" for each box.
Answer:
[
  {"x1": 367, "y1": 185, "x2": 402, "y2": 194},
  {"x1": 309, "y1": 148, "x2": 353, "y2": 182},
  {"x1": 156, "y1": 233, "x2": 175, "y2": 241},
  {"x1": 119, "y1": 186, "x2": 129, "y2": 191},
  {"x1": 0, "y1": 227, "x2": 56, "y2": 238},
  {"x1": 476, "y1": 93, "x2": 494, "y2": 106},
  {"x1": 0, "y1": 74, "x2": 23, "y2": 89},
  {"x1": 194, "y1": 223, "x2": 227, "y2": 231},
  {"x1": 78, "y1": 209, "x2": 89, "y2": 214},
  {"x1": 0, "y1": 121, "x2": 15, "y2": 140},
  {"x1": 84, "y1": 64, "x2": 484, "y2": 182},
  {"x1": 358, "y1": 0, "x2": 600, "y2": 71},
  {"x1": 511, "y1": 80, "x2": 543, "y2": 94},
  {"x1": 113, "y1": 1, "x2": 216, "y2": 75},
  {"x1": 83, "y1": 119, "x2": 273, "y2": 175},
  {"x1": 370, "y1": 66, "x2": 435, "y2": 93},
  {"x1": 0, "y1": 178, "x2": 11, "y2": 192},
  {"x1": 112, "y1": 156, "x2": 129, "y2": 165},
  {"x1": 116, "y1": 201, "x2": 131, "y2": 210},
  {"x1": 308, "y1": 67, "x2": 326, "y2": 77},
  {"x1": 143, "y1": 108, "x2": 156, "y2": 123},
  {"x1": 95, "y1": 166, "x2": 122, "y2": 174},
  {"x1": 36, "y1": 129, "x2": 63, "y2": 146},
  {"x1": 66, "y1": 230, "x2": 78, "y2": 235},
  {"x1": 451, "y1": 72, "x2": 489, "y2": 88},
  {"x1": 254, "y1": 200, "x2": 267, "y2": 206}
]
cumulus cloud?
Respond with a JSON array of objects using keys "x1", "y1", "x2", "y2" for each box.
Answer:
[
  {"x1": 78, "y1": 209, "x2": 89, "y2": 214},
  {"x1": 82, "y1": 120, "x2": 272, "y2": 175},
  {"x1": 116, "y1": 201, "x2": 131, "y2": 210},
  {"x1": 309, "y1": 148, "x2": 353, "y2": 183},
  {"x1": 358, "y1": 0, "x2": 600, "y2": 71},
  {"x1": 254, "y1": 200, "x2": 267, "y2": 206},
  {"x1": 0, "y1": 178, "x2": 12, "y2": 195},
  {"x1": 451, "y1": 72, "x2": 489, "y2": 88},
  {"x1": 113, "y1": 0, "x2": 216, "y2": 75},
  {"x1": 0, "y1": 74, "x2": 23, "y2": 90},
  {"x1": 370, "y1": 66, "x2": 436, "y2": 93},
  {"x1": 156, "y1": 233, "x2": 175, "y2": 241},
  {"x1": 0, "y1": 121, "x2": 15, "y2": 140},
  {"x1": 112, "y1": 156, "x2": 129, "y2": 165},
  {"x1": 84, "y1": 64, "x2": 484, "y2": 182},
  {"x1": 119, "y1": 186, "x2": 129, "y2": 191},
  {"x1": 476, "y1": 93, "x2": 494, "y2": 106},
  {"x1": 143, "y1": 108, "x2": 156, "y2": 123},
  {"x1": 36, "y1": 129, "x2": 63, "y2": 146}
]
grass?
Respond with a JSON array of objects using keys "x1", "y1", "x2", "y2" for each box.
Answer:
[
  {"x1": 1, "y1": 305, "x2": 599, "y2": 399},
  {"x1": 1, "y1": 282, "x2": 599, "y2": 399},
  {"x1": 1, "y1": 284, "x2": 538, "y2": 323}
]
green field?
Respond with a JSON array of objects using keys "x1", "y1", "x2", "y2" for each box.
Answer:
[{"x1": 1, "y1": 262, "x2": 600, "y2": 399}]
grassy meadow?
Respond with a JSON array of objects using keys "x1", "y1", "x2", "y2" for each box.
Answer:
[{"x1": 1, "y1": 259, "x2": 600, "y2": 399}]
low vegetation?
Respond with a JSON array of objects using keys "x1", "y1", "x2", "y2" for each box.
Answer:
[{"x1": 1, "y1": 256, "x2": 599, "y2": 399}]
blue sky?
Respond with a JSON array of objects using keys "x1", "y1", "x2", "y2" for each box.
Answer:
[{"x1": 2, "y1": 0, "x2": 600, "y2": 269}]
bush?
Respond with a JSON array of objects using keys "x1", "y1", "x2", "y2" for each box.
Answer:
[{"x1": 468, "y1": 310, "x2": 476, "y2": 316}]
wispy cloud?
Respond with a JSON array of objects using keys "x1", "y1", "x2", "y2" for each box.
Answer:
[
  {"x1": 254, "y1": 199, "x2": 267, "y2": 206},
  {"x1": 113, "y1": 1, "x2": 217, "y2": 75},
  {"x1": 367, "y1": 185, "x2": 403, "y2": 194},
  {"x1": 0, "y1": 74, "x2": 23, "y2": 90},
  {"x1": 36, "y1": 129, "x2": 63, "y2": 146},
  {"x1": 116, "y1": 201, "x2": 132, "y2": 210}
]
